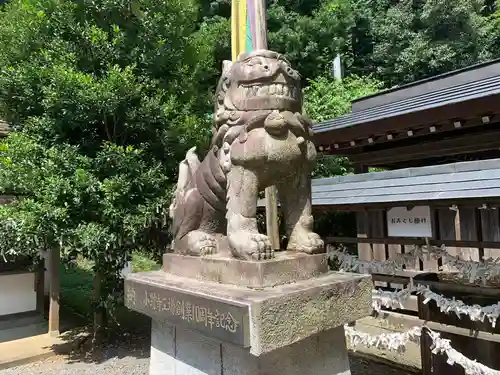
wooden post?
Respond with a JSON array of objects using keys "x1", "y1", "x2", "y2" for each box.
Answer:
[
  {"x1": 232, "y1": 0, "x2": 280, "y2": 250},
  {"x1": 36, "y1": 257, "x2": 45, "y2": 315},
  {"x1": 48, "y1": 247, "x2": 60, "y2": 336},
  {"x1": 255, "y1": 0, "x2": 280, "y2": 250},
  {"x1": 265, "y1": 185, "x2": 280, "y2": 250},
  {"x1": 92, "y1": 270, "x2": 106, "y2": 344},
  {"x1": 354, "y1": 165, "x2": 371, "y2": 261}
]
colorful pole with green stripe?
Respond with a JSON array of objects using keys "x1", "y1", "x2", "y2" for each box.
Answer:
[
  {"x1": 231, "y1": 0, "x2": 280, "y2": 251},
  {"x1": 231, "y1": 0, "x2": 268, "y2": 60}
]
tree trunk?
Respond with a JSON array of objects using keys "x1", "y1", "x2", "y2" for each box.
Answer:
[{"x1": 92, "y1": 270, "x2": 106, "y2": 346}]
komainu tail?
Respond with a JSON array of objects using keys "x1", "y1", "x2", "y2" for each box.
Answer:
[
  {"x1": 176, "y1": 147, "x2": 200, "y2": 192},
  {"x1": 169, "y1": 147, "x2": 200, "y2": 220}
]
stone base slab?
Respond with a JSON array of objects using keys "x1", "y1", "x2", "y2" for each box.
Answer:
[
  {"x1": 125, "y1": 270, "x2": 371, "y2": 355},
  {"x1": 163, "y1": 251, "x2": 329, "y2": 288},
  {"x1": 150, "y1": 319, "x2": 351, "y2": 375}
]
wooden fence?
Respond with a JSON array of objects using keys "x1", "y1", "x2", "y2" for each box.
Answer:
[{"x1": 325, "y1": 205, "x2": 500, "y2": 313}]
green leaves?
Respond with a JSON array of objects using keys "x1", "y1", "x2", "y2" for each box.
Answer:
[
  {"x1": 357, "y1": 0, "x2": 496, "y2": 85},
  {"x1": 0, "y1": 0, "x2": 498, "y2": 322},
  {"x1": 267, "y1": 0, "x2": 355, "y2": 82},
  {"x1": 0, "y1": 0, "x2": 215, "y2": 319},
  {"x1": 303, "y1": 74, "x2": 383, "y2": 178},
  {"x1": 304, "y1": 75, "x2": 383, "y2": 123}
]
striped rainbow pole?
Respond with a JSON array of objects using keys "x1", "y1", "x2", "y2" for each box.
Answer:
[
  {"x1": 231, "y1": 0, "x2": 280, "y2": 251},
  {"x1": 231, "y1": 0, "x2": 268, "y2": 61}
]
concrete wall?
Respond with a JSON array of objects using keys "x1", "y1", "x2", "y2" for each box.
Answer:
[{"x1": 0, "y1": 272, "x2": 37, "y2": 316}]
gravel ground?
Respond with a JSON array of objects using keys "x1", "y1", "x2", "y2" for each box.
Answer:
[
  {"x1": 0, "y1": 356, "x2": 418, "y2": 375},
  {"x1": 0, "y1": 336, "x2": 418, "y2": 375}
]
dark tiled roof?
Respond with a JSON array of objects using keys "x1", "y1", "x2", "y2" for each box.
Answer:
[
  {"x1": 313, "y1": 58, "x2": 500, "y2": 134},
  {"x1": 313, "y1": 75, "x2": 500, "y2": 134},
  {"x1": 258, "y1": 158, "x2": 500, "y2": 207}
]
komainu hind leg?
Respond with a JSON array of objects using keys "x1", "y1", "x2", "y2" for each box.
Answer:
[
  {"x1": 278, "y1": 171, "x2": 324, "y2": 254},
  {"x1": 226, "y1": 166, "x2": 273, "y2": 260},
  {"x1": 185, "y1": 230, "x2": 217, "y2": 256},
  {"x1": 171, "y1": 188, "x2": 219, "y2": 257}
]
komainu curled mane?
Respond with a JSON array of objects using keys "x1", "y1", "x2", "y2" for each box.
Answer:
[{"x1": 169, "y1": 50, "x2": 324, "y2": 260}]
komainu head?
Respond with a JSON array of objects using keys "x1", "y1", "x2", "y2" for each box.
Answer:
[{"x1": 215, "y1": 50, "x2": 302, "y2": 115}]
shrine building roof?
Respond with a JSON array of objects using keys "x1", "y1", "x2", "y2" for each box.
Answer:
[
  {"x1": 258, "y1": 158, "x2": 500, "y2": 209},
  {"x1": 313, "y1": 58, "x2": 500, "y2": 158}
]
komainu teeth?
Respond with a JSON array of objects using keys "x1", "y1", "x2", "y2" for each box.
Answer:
[{"x1": 238, "y1": 83, "x2": 298, "y2": 98}]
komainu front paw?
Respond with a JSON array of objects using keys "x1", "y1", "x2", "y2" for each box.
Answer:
[
  {"x1": 288, "y1": 231, "x2": 324, "y2": 254},
  {"x1": 187, "y1": 230, "x2": 218, "y2": 256},
  {"x1": 228, "y1": 231, "x2": 274, "y2": 260}
]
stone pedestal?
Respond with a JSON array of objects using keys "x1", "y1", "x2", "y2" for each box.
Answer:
[
  {"x1": 163, "y1": 252, "x2": 329, "y2": 287},
  {"x1": 125, "y1": 252, "x2": 372, "y2": 375},
  {"x1": 150, "y1": 320, "x2": 350, "y2": 375}
]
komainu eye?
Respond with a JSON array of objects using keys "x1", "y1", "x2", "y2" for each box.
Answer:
[{"x1": 247, "y1": 58, "x2": 261, "y2": 66}]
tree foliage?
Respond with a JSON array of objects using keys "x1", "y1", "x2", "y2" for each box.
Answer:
[
  {"x1": 0, "y1": 0, "x2": 500, "y2": 329},
  {"x1": 204, "y1": 0, "x2": 500, "y2": 86},
  {"x1": 303, "y1": 74, "x2": 383, "y2": 178},
  {"x1": 304, "y1": 75, "x2": 383, "y2": 123},
  {"x1": 0, "y1": 0, "x2": 222, "y2": 324},
  {"x1": 352, "y1": 0, "x2": 496, "y2": 86}
]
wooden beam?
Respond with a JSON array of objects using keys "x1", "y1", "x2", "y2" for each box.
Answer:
[
  {"x1": 314, "y1": 94, "x2": 500, "y2": 145},
  {"x1": 320, "y1": 116, "x2": 496, "y2": 155},
  {"x1": 232, "y1": 0, "x2": 280, "y2": 250},
  {"x1": 36, "y1": 257, "x2": 45, "y2": 315},
  {"x1": 350, "y1": 129, "x2": 500, "y2": 165},
  {"x1": 265, "y1": 185, "x2": 280, "y2": 250},
  {"x1": 313, "y1": 199, "x2": 500, "y2": 213},
  {"x1": 353, "y1": 165, "x2": 371, "y2": 262},
  {"x1": 372, "y1": 270, "x2": 428, "y2": 286},
  {"x1": 325, "y1": 236, "x2": 500, "y2": 250},
  {"x1": 48, "y1": 247, "x2": 60, "y2": 336},
  {"x1": 253, "y1": 0, "x2": 280, "y2": 251},
  {"x1": 373, "y1": 311, "x2": 500, "y2": 344}
]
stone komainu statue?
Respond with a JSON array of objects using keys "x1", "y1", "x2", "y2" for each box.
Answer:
[{"x1": 169, "y1": 50, "x2": 324, "y2": 260}]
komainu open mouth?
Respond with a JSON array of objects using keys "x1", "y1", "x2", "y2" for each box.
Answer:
[{"x1": 238, "y1": 83, "x2": 299, "y2": 100}]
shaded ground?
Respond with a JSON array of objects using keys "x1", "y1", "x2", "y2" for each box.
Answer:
[
  {"x1": 349, "y1": 355, "x2": 419, "y2": 375},
  {"x1": 0, "y1": 331, "x2": 419, "y2": 375},
  {"x1": 1, "y1": 255, "x2": 418, "y2": 375}
]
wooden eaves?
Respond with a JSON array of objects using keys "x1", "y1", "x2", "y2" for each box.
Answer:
[
  {"x1": 259, "y1": 157, "x2": 500, "y2": 211},
  {"x1": 313, "y1": 58, "x2": 500, "y2": 169}
]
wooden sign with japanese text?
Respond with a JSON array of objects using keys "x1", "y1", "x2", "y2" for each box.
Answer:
[
  {"x1": 124, "y1": 278, "x2": 250, "y2": 347},
  {"x1": 387, "y1": 206, "x2": 433, "y2": 238}
]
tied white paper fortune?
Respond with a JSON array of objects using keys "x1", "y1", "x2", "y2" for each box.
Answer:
[
  {"x1": 328, "y1": 246, "x2": 500, "y2": 326},
  {"x1": 345, "y1": 324, "x2": 421, "y2": 352},
  {"x1": 345, "y1": 325, "x2": 500, "y2": 375},
  {"x1": 327, "y1": 244, "x2": 500, "y2": 285},
  {"x1": 372, "y1": 284, "x2": 500, "y2": 328}
]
